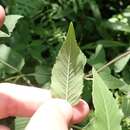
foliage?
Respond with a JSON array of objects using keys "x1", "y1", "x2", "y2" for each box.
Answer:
[{"x1": 0, "y1": 0, "x2": 130, "y2": 130}]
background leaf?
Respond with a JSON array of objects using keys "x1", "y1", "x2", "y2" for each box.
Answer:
[
  {"x1": 51, "y1": 22, "x2": 87, "y2": 105},
  {"x1": 88, "y1": 44, "x2": 125, "y2": 89},
  {"x1": 4, "y1": 15, "x2": 23, "y2": 34},
  {"x1": 114, "y1": 49, "x2": 130, "y2": 73},
  {"x1": 0, "y1": 31, "x2": 9, "y2": 37},
  {"x1": 34, "y1": 64, "x2": 51, "y2": 86},
  {"x1": 0, "y1": 44, "x2": 25, "y2": 74}
]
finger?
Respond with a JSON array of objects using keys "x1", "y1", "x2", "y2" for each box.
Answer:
[
  {"x1": 25, "y1": 99, "x2": 73, "y2": 130},
  {"x1": 0, "y1": 5, "x2": 5, "y2": 28},
  {"x1": 0, "y1": 83, "x2": 51, "y2": 119},
  {"x1": 0, "y1": 125, "x2": 10, "y2": 130},
  {"x1": 71, "y1": 99, "x2": 90, "y2": 124}
]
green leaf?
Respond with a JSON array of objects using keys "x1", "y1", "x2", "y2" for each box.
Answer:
[
  {"x1": 28, "y1": 40, "x2": 44, "y2": 63},
  {"x1": 35, "y1": 64, "x2": 51, "y2": 86},
  {"x1": 91, "y1": 68, "x2": 122, "y2": 130},
  {"x1": 88, "y1": 44, "x2": 126, "y2": 89},
  {"x1": 114, "y1": 50, "x2": 130, "y2": 73},
  {"x1": 122, "y1": 65, "x2": 130, "y2": 84},
  {"x1": 4, "y1": 15, "x2": 23, "y2": 34},
  {"x1": 102, "y1": 21, "x2": 130, "y2": 32},
  {"x1": 121, "y1": 96, "x2": 130, "y2": 117},
  {"x1": 0, "y1": 15, "x2": 23, "y2": 38},
  {"x1": 120, "y1": 84, "x2": 130, "y2": 94},
  {"x1": 0, "y1": 44, "x2": 25, "y2": 74},
  {"x1": 11, "y1": 0, "x2": 44, "y2": 17},
  {"x1": 15, "y1": 117, "x2": 29, "y2": 130},
  {"x1": 0, "y1": 31, "x2": 9, "y2": 38},
  {"x1": 51, "y1": 22, "x2": 87, "y2": 105},
  {"x1": 82, "y1": 40, "x2": 127, "y2": 50}
]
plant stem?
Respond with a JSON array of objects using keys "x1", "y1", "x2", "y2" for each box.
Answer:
[
  {"x1": 5, "y1": 73, "x2": 35, "y2": 82},
  {"x1": 0, "y1": 58, "x2": 19, "y2": 72},
  {"x1": 84, "y1": 50, "x2": 130, "y2": 79}
]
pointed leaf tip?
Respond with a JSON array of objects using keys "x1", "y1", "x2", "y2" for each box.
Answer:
[{"x1": 66, "y1": 22, "x2": 76, "y2": 40}]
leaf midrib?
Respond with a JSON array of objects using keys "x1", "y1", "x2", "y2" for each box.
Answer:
[
  {"x1": 65, "y1": 42, "x2": 71, "y2": 101},
  {"x1": 98, "y1": 83, "x2": 111, "y2": 130}
]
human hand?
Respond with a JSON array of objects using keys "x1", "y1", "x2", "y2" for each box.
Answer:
[
  {"x1": 0, "y1": 5, "x2": 5, "y2": 28},
  {"x1": 0, "y1": 83, "x2": 89, "y2": 130}
]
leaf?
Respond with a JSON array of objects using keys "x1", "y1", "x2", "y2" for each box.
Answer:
[
  {"x1": 35, "y1": 64, "x2": 51, "y2": 85},
  {"x1": 120, "y1": 84, "x2": 130, "y2": 94},
  {"x1": 122, "y1": 65, "x2": 130, "y2": 84},
  {"x1": 114, "y1": 50, "x2": 130, "y2": 73},
  {"x1": 102, "y1": 21, "x2": 130, "y2": 32},
  {"x1": 15, "y1": 117, "x2": 29, "y2": 130},
  {"x1": 0, "y1": 44, "x2": 25, "y2": 74},
  {"x1": 0, "y1": 31, "x2": 9, "y2": 38},
  {"x1": 28, "y1": 40, "x2": 44, "y2": 63},
  {"x1": 91, "y1": 68, "x2": 122, "y2": 130},
  {"x1": 11, "y1": 0, "x2": 44, "y2": 17},
  {"x1": 51, "y1": 22, "x2": 87, "y2": 105},
  {"x1": 4, "y1": 15, "x2": 23, "y2": 34},
  {"x1": 88, "y1": 44, "x2": 125, "y2": 89},
  {"x1": 87, "y1": 0, "x2": 101, "y2": 20},
  {"x1": 121, "y1": 96, "x2": 130, "y2": 117},
  {"x1": 82, "y1": 40, "x2": 127, "y2": 50}
]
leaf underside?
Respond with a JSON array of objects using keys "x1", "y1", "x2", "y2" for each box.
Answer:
[{"x1": 51, "y1": 22, "x2": 86, "y2": 105}]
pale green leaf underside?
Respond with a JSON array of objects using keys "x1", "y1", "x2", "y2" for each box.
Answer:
[
  {"x1": 0, "y1": 15, "x2": 23, "y2": 38},
  {"x1": 92, "y1": 68, "x2": 122, "y2": 130},
  {"x1": 4, "y1": 15, "x2": 23, "y2": 34},
  {"x1": 51, "y1": 23, "x2": 86, "y2": 105},
  {"x1": 0, "y1": 31, "x2": 9, "y2": 38}
]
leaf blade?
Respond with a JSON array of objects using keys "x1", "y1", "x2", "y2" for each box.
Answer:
[
  {"x1": 4, "y1": 15, "x2": 23, "y2": 34},
  {"x1": 51, "y1": 22, "x2": 86, "y2": 105}
]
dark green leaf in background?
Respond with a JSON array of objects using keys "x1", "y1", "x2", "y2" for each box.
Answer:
[
  {"x1": 34, "y1": 64, "x2": 51, "y2": 86},
  {"x1": 0, "y1": 44, "x2": 25, "y2": 74}
]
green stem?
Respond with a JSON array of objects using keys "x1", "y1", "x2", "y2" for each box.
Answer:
[
  {"x1": 0, "y1": 58, "x2": 19, "y2": 72},
  {"x1": 5, "y1": 73, "x2": 35, "y2": 82}
]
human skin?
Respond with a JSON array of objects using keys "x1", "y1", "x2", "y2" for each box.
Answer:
[
  {"x1": 0, "y1": 5, "x2": 5, "y2": 28},
  {"x1": 0, "y1": 5, "x2": 89, "y2": 130},
  {"x1": 0, "y1": 83, "x2": 89, "y2": 130}
]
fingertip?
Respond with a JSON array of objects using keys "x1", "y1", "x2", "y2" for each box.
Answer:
[
  {"x1": 45, "y1": 99, "x2": 73, "y2": 123},
  {"x1": 71, "y1": 99, "x2": 90, "y2": 124},
  {"x1": 0, "y1": 5, "x2": 5, "y2": 28}
]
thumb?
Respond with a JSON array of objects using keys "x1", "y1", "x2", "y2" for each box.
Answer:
[
  {"x1": 25, "y1": 99, "x2": 73, "y2": 130},
  {"x1": 0, "y1": 5, "x2": 5, "y2": 28}
]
